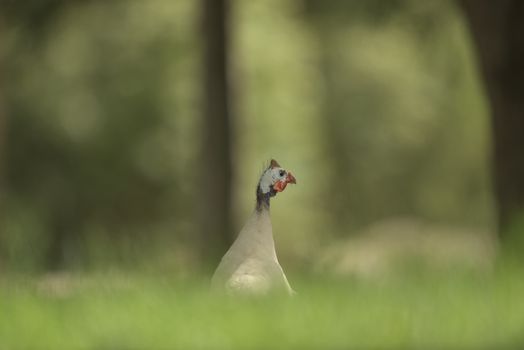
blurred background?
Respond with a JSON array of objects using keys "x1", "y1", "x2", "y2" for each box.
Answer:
[
  {"x1": 2, "y1": 0, "x2": 524, "y2": 276},
  {"x1": 2, "y1": 0, "x2": 524, "y2": 348}
]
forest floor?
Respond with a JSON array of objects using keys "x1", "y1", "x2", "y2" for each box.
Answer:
[{"x1": 1, "y1": 264, "x2": 524, "y2": 349}]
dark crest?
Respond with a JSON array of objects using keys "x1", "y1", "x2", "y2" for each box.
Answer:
[{"x1": 270, "y1": 159, "x2": 280, "y2": 169}]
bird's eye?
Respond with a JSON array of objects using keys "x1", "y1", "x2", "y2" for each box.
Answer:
[{"x1": 279, "y1": 170, "x2": 285, "y2": 177}]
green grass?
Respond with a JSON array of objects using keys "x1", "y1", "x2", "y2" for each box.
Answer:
[{"x1": 1, "y1": 267, "x2": 524, "y2": 349}]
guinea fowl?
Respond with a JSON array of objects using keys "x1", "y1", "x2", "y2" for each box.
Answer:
[{"x1": 211, "y1": 159, "x2": 297, "y2": 296}]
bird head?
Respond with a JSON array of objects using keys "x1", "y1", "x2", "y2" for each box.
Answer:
[{"x1": 258, "y1": 159, "x2": 297, "y2": 198}]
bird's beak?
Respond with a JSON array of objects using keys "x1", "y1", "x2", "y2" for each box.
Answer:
[
  {"x1": 273, "y1": 172, "x2": 297, "y2": 192},
  {"x1": 286, "y1": 172, "x2": 297, "y2": 185}
]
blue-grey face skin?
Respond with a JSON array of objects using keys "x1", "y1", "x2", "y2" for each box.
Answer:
[
  {"x1": 256, "y1": 162, "x2": 296, "y2": 210},
  {"x1": 258, "y1": 167, "x2": 288, "y2": 195}
]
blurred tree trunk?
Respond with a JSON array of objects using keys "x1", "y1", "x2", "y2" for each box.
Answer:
[
  {"x1": 0, "y1": 16, "x2": 6, "y2": 266},
  {"x1": 199, "y1": 0, "x2": 233, "y2": 265},
  {"x1": 316, "y1": 34, "x2": 356, "y2": 234},
  {"x1": 460, "y1": 1, "x2": 524, "y2": 235}
]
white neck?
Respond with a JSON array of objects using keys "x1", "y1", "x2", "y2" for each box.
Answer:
[{"x1": 236, "y1": 206, "x2": 277, "y2": 259}]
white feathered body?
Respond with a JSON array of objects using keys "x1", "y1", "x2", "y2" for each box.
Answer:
[{"x1": 211, "y1": 207, "x2": 294, "y2": 296}]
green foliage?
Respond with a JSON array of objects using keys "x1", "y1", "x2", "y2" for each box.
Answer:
[
  {"x1": 3, "y1": 1, "x2": 200, "y2": 270},
  {"x1": 233, "y1": 0, "x2": 493, "y2": 262},
  {"x1": 304, "y1": 0, "x2": 492, "y2": 231},
  {"x1": 498, "y1": 214, "x2": 524, "y2": 262},
  {"x1": 1, "y1": 269, "x2": 524, "y2": 349},
  {"x1": 1, "y1": 0, "x2": 494, "y2": 271}
]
